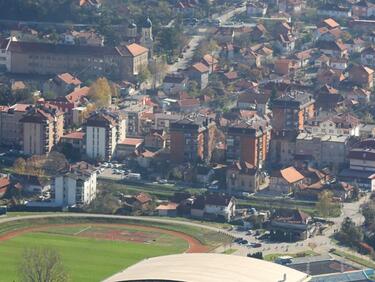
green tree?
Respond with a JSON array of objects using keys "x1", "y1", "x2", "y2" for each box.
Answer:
[
  {"x1": 336, "y1": 217, "x2": 363, "y2": 247},
  {"x1": 138, "y1": 66, "x2": 151, "y2": 85},
  {"x1": 316, "y1": 190, "x2": 334, "y2": 217}
]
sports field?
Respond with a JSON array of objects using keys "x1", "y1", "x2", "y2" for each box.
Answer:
[{"x1": 0, "y1": 224, "x2": 193, "y2": 281}]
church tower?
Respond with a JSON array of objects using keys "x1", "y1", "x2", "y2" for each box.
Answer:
[{"x1": 140, "y1": 17, "x2": 153, "y2": 58}]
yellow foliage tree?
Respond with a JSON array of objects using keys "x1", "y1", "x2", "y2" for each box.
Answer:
[{"x1": 88, "y1": 77, "x2": 112, "y2": 108}]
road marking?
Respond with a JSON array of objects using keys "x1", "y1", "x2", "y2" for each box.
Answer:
[{"x1": 74, "y1": 225, "x2": 91, "y2": 236}]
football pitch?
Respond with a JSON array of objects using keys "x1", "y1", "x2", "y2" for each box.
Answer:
[{"x1": 0, "y1": 224, "x2": 189, "y2": 281}]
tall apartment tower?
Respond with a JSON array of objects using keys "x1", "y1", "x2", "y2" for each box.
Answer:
[{"x1": 84, "y1": 110, "x2": 126, "y2": 161}]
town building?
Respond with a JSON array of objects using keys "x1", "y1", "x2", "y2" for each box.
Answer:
[
  {"x1": 84, "y1": 110, "x2": 126, "y2": 161},
  {"x1": 1, "y1": 38, "x2": 148, "y2": 81},
  {"x1": 19, "y1": 105, "x2": 64, "y2": 155},
  {"x1": 347, "y1": 64, "x2": 374, "y2": 89},
  {"x1": 226, "y1": 118, "x2": 271, "y2": 169},
  {"x1": 169, "y1": 117, "x2": 216, "y2": 163},
  {"x1": 271, "y1": 91, "x2": 315, "y2": 133},
  {"x1": 0, "y1": 104, "x2": 31, "y2": 147},
  {"x1": 52, "y1": 161, "x2": 97, "y2": 207},
  {"x1": 226, "y1": 161, "x2": 260, "y2": 193}
]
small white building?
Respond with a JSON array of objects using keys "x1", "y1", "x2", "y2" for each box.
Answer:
[{"x1": 52, "y1": 161, "x2": 97, "y2": 207}]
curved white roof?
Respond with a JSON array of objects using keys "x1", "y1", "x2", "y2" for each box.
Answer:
[{"x1": 104, "y1": 253, "x2": 311, "y2": 282}]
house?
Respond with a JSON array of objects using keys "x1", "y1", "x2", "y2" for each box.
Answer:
[
  {"x1": 317, "y1": 4, "x2": 352, "y2": 18},
  {"x1": 201, "y1": 54, "x2": 218, "y2": 74},
  {"x1": 126, "y1": 192, "x2": 152, "y2": 212},
  {"x1": 314, "y1": 54, "x2": 331, "y2": 68},
  {"x1": 316, "y1": 40, "x2": 348, "y2": 58},
  {"x1": 348, "y1": 64, "x2": 374, "y2": 89},
  {"x1": 236, "y1": 91, "x2": 270, "y2": 115},
  {"x1": 226, "y1": 161, "x2": 260, "y2": 193},
  {"x1": 156, "y1": 202, "x2": 179, "y2": 217},
  {"x1": 189, "y1": 63, "x2": 209, "y2": 90},
  {"x1": 330, "y1": 57, "x2": 348, "y2": 71},
  {"x1": 274, "y1": 58, "x2": 297, "y2": 75},
  {"x1": 269, "y1": 166, "x2": 305, "y2": 195},
  {"x1": 214, "y1": 28, "x2": 234, "y2": 45},
  {"x1": 347, "y1": 87, "x2": 371, "y2": 104},
  {"x1": 190, "y1": 194, "x2": 236, "y2": 222},
  {"x1": 352, "y1": 0, "x2": 375, "y2": 18},
  {"x1": 250, "y1": 24, "x2": 268, "y2": 40},
  {"x1": 344, "y1": 38, "x2": 365, "y2": 54},
  {"x1": 316, "y1": 68, "x2": 345, "y2": 86},
  {"x1": 295, "y1": 133, "x2": 349, "y2": 171},
  {"x1": 304, "y1": 112, "x2": 361, "y2": 137},
  {"x1": 318, "y1": 18, "x2": 340, "y2": 30},
  {"x1": 115, "y1": 138, "x2": 144, "y2": 159},
  {"x1": 291, "y1": 49, "x2": 314, "y2": 68},
  {"x1": 162, "y1": 74, "x2": 187, "y2": 95},
  {"x1": 43, "y1": 73, "x2": 81, "y2": 97},
  {"x1": 60, "y1": 131, "x2": 85, "y2": 153},
  {"x1": 14, "y1": 175, "x2": 51, "y2": 195},
  {"x1": 247, "y1": 2, "x2": 268, "y2": 16},
  {"x1": 278, "y1": 0, "x2": 303, "y2": 14},
  {"x1": 269, "y1": 209, "x2": 314, "y2": 241},
  {"x1": 361, "y1": 46, "x2": 375, "y2": 68}
]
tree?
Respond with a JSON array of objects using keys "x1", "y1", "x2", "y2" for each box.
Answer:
[
  {"x1": 88, "y1": 77, "x2": 112, "y2": 108},
  {"x1": 187, "y1": 81, "x2": 200, "y2": 97},
  {"x1": 336, "y1": 217, "x2": 363, "y2": 247},
  {"x1": 362, "y1": 201, "x2": 375, "y2": 231},
  {"x1": 13, "y1": 158, "x2": 26, "y2": 174},
  {"x1": 149, "y1": 58, "x2": 167, "y2": 89},
  {"x1": 19, "y1": 247, "x2": 69, "y2": 282},
  {"x1": 316, "y1": 190, "x2": 334, "y2": 217},
  {"x1": 138, "y1": 66, "x2": 151, "y2": 85}
]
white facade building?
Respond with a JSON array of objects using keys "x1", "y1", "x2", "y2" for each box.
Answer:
[{"x1": 52, "y1": 162, "x2": 97, "y2": 207}]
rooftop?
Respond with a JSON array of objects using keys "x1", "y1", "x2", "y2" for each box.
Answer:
[{"x1": 104, "y1": 253, "x2": 310, "y2": 282}]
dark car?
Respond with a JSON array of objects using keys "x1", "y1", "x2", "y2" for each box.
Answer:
[{"x1": 234, "y1": 237, "x2": 243, "y2": 243}]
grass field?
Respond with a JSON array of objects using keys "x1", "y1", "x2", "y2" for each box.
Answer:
[{"x1": 0, "y1": 225, "x2": 188, "y2": 282}]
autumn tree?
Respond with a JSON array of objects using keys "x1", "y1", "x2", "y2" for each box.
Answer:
[
  {"x1": 13, "y1": 158, "x2": 26, "y2": 174},
  {"x1": 19, "y1": 247, "x2": 69, "y2": 282},
  {"x1": 138, "y1": 66, "x2": 151, "y2": 85},
  {"x1": 149, "y1": 58, "x2": 168, "y2": 89},
  {"x1": 88, "y1": 77, "x2": 112, "y2": 108}
]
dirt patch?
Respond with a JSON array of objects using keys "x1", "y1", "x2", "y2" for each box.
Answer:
[{"x1": 0, "y1": 223, "x2": 208, "y2": 253}]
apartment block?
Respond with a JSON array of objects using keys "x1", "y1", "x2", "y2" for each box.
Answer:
[
  {"x1": 19, "y1": 105, "x2": 64, "y2": 155},
  {"x1": 84, "y1": 110, "x2": 126, "y2": 161}
]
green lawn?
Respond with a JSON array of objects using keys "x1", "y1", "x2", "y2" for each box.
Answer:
[
  {"x1": 264, "y1": 250, "x2": 318, "y2": 262},
  {"x1": 0, "y1": 229, "x2": 187, "y2": 282},
  {"x1": 332, "y1": 249, "x2": 375, "y2": 269}
]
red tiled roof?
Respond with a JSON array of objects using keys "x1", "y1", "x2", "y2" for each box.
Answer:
[
  {"x1": 192, "y1": 62, "x2": 209, "y2": 73},
  {"x1": 202, "y1": 54, "x2": 218, "y2": 65},
  {"x1": 156, "y1": 202, "x2": 179, "y2": 210},
  {"x1": 62, "y1": 131, "x2": 85, "y2": 140},
  {"x1": 135, "y1": 192, "x2": 152, "y2": 204},
  {"x1": 119, "y1": 138, "x2": 144, "y2": 146},
  {"x1": 280, "y1": 167, "x2": 304, "y2": 183},
  {"x1": 65, "y1": 86, "x2": 90, "y2": 103},
  {"x1": 58, "y1": 73, "x2": 81, "y2": 86},
  {"x1": 125, "y1": 43, "x2": 148, "y2": 57}
]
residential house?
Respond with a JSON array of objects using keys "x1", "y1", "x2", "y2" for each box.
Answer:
[
  {"x1": 115, "y1": 138, "x2": 144, "y2": 160},
  {"x1": 201, "y1": 54, "x2": 218, "y2": 74},
  {"x1": 269, "y1": 166, "x2": 305, "y2": 195},
  {"x1": 226, "y1": 161, "x2": 260, "y2": 193},
  {"x1": 162, "y1": 74, "x2": 187, "y2": 95},
  {"x1": 295, "y1": 132, "x2": 349, "y2": 171},
  {"x1": 125, "y1": 192, "x2": 152, "y2": 212},
  {"x1": 278, "y1": 0, "x2": 303, "y2": 14},
  {"x1": 317, "y1": 4, "x2": 352, "y2": 18},
  {"x1": 61, "y1": 131, "x2": 85, "y2": 153},
  {"x1": 43, "y1": 73, "x2": 81, "y2": 97},
  {"x1": 347, "y1": 87, "x2": 371, "y2": 104},
  {"x1": 214, "y1": 28, "x2": 234, "y2": 45},
  {"x1": 236, "y1": 91, "x2": 270, "y2": 115},
  {"x1": 304, "y1": 112, "x2": 361, "y2": 137},
  {"x1": 191, "y1": 194, "x2": 236, "y2": 222},
  {"x1": 316, "y1": 40, "x2": 348, "y2": 58},
  {"x1": 352, "y1": 0, "x2": 375, "y2": 18},
  {"x1": 348, "y1": 64, "x2": 374, "y2": 89},
  {"x1": 156, "y1": 202, "x2": 179, "y2": 217},
  {"x1": 189, "y1": 63, "x2": 209, "y2": 90},
  {"x1": 361, "y1": 47, "x2": 375, "y2": 68}
]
